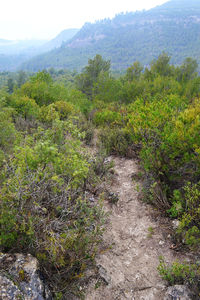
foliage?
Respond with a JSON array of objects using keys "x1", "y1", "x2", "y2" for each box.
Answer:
[
  {"x1": 1, "y1": 52, "x2": 200, "y2": 298},
  {"x1": 9, "y1": 95, "x2": 39, "y2": 119},
  {"x1": 39, "y1": 101, "x2": 77, "y2": 123},
  {"x1": 126, "y1": 61, "x2": 143, "y2": 82},
  {"x1": 66, "y1": 89, "x2": 93, "y2": 116},
  {"x1": 93, "y1": 71, "x2": 123, "y2": 103},
  {"x1": 93, "y1": 109, "x2": 122, "y2": 127},
  {"x1": 76, "y1": 54, "x2": 110, "y2": 98},
  {"x1": 0, "y1": 109, "x2": 16, "y2": 153},
  {"x1": 175, "y1": 182, "x2": 200, "y2": 250},
  {"x1": 0, "y1": 120, "x2": 105, "y2": 295},
  {"x1": 125, "y1": 91, "x2": 200, "y2": 206},
  {"x1": 150, "y1": 52, "x2": 172, "y2": 77},
  {"x1": 99, "y1": 127, "x2": 132, "y2": 156},
  {"x1": 0, "y1": 73, "x2": 106, "y2": 297},
  {"x1": 158, "y1": 257, "x2": 200, "y2": 289}
]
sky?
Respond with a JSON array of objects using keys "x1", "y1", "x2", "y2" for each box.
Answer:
[{"x1": 0, "y1": 0, "x2": 168, "y2": 41}]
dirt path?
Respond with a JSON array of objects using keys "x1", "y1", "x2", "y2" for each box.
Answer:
[{"x1": 85, "y1": 156, "x2": 189, "y2": 300}]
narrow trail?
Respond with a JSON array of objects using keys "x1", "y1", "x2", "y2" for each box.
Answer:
[{"x1": 85, "y1": 156, "x2": 189, "y2": 300}]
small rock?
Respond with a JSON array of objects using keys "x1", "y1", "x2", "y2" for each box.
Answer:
[
  {"x1": 159, "y1": 240, "x2": 165, "y2": 246},
  {"x1": 107, "y1": 192, "x2": 119, "y2": 204},
  {"x1": 97, "y1": 265, "x2": 111, "y2": 285},
  {"x1": 104, "y1": 157, "x2": 112, "y2": 164},
  {"x1": 164, "y1": 285, "x2": 193, "y2": 300},
  {"x1": 89, "y1": 196, "x2": 95, "y2": 202},
  {"x1": 172, "y1": 220, "x2": 180, "y2": 230}
]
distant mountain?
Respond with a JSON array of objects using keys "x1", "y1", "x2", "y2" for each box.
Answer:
[
  {"x1": 0, "y1": 29, "x2": 79, "y2": 71},
  {"x1": 0, "y1": 39, "x2": 47, "y2": 56},
  {"x1": 0, "y1": 39, "x2": 47, "y2": 71},
  {"x1": 21, "y1": 0, "x2": 200, "y2": 72},
  {"x1": 41, "y1": 28, "x2": 79, "y2": 52}
]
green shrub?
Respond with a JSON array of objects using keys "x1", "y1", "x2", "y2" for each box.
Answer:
[
  {"x1": 51, "y1": 101, "x2": 77, "y2": 120},
  {"x1": 177, "y1": 182, "x2": 200, "y2": 249},
  {"x1": 167, "y1": 189, "x2": 184, "y2": 218},
  {"x1": 79, "y1": 119, "x2": 94, "y2": 145},
  {"x1": 99, "y1": 127, "x2": 132, "y2": 156},
  {"x1": 93, "y1": 109, "x2": 122, "y2": 127},
  {"x1": 0, "y1": 110, "x2": 16, "y2": 152},
  {"x1": 67, "y1": 89, "x2": 94, "y2": 116},
  {"x1": 126, "y1": 96, "x2": 200, "y2": 210},
  {"x1": 0, "y1": 121, "x2": 105, "y2": 294},
  {"x1": 158, "y1": 257, "x2": 200, "y2": 293},
  {"x1": 9, "y1": 95, "x2": 39, "y2": 120}
]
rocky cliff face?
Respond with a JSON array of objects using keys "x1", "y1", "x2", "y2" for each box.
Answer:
[{"x1": 0, "y1": 253, "x2": 52, "y2": 300}]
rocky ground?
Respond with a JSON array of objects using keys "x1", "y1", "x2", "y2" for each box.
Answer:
[{"x1": 0, "y1": 253, "x2": 52, "y2": 300}]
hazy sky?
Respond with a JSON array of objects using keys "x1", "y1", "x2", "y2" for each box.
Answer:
[{"x1": 0, "y1": 0, "x2": 168, "y2": 40}]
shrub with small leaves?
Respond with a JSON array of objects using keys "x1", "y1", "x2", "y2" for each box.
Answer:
[
  {"x1": 177, "y1": 182, "x2": 200, "y2": 249},
  {"x1": 158, "y1": 256, "x2": 200, "y2": 294}
]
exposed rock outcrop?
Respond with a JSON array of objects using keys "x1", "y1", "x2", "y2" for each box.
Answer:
[{"x1": 0, "y1": 253, "x2": 52, "y2": 300}]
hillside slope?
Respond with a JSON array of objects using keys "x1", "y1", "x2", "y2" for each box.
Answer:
[
  {"x1": 40, "y1": 28, "x2": 79, "y2": 52},
  {"x1": 21, "y1": 0, "x2": 200, "y2": 71}
]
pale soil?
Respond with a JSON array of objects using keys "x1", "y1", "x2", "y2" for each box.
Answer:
[{"x1": 84, "y1": 156, "x2": 190, "y2": 300}]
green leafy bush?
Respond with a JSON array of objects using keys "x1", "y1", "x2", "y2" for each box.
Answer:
[
  {"x1": 158, "y1": 257, "x2": 200, "y2": 295},
  {"x1": 0, "y1": 120, "x2": 105, "y2": 294},
  {"x1": 0, "y1": 109, "x2": 16, "y2": 152},
  {"x1": 93, "y1": 109, "x2": 122, "y2": 127},
  {"x1": 176, "y1": 182, "x2": 200, "y2": 249},
  {"x1": 99, "y1": 127, "x2": 132, "y2": 156},
  {"x1": 9, "y1": 95, "x2": 39, "y2": 119},
  {"x1": 126, "y1": 95, "x2": 200, "y2": 208}
]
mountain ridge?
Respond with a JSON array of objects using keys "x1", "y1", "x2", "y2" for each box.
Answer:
[
  {"x1": 21, "y1": 0, "x2": 200, "y2": 72},
  {"x1": 40, "y1": 28, "x2": 79, "y2": 52}
]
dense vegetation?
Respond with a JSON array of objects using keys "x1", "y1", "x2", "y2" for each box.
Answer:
[
  {"x1": 1, "y1": 52, "x2": 200, "y2": 297},
  {"x1": 0, "y1": 68, "x2": 108, "y2": 298},
  {"x1": 21, "y1": 0, "x2": 200, "y2": 72}
]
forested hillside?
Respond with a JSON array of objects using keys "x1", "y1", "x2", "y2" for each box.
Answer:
[
  {"x1": 21, "y1": 0, "x2": 200, "y2": 71},
  {"x1": 1, "y1": 53, "x2": 200, "y2": 298}
]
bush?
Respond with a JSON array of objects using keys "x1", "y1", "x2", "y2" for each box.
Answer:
[
  {"x1": 0, "y1": 121, "x2": 105, "y2": 294},
  {"x1": 78, "y1": 118, "x2": 95, "y2": 145},
  {"x1": 0, "y1": 110, "x2": 16, "y2": 153},
  {"x1": 67, "y1": 89, "x2": 94, "y2": 116},
  {"x1": 9, "y1": 95, "x2": 39, "y2": 120},
  {"x1": 175, "y1": 182, "x2": 200, "y2": 249},
  {"x1": 51, "y1": 101, "x2": 77, "y2": 120},
  {"x1": 39, "y1": 101, "x2": 77, "y2": 123},
  {"x1": 99, "y1": 127, "x2": 132, "y2": 156},
  {"x1": 93, "y1": 109, "x2": 122, "y2": 127},
  {"x1": 158, "y1": 257, "x2": 200, "y2": 295},
  {"x1": 126, "y1": 96, "x2": 200, "y2": 210}
]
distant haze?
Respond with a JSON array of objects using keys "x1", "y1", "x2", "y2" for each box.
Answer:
[{"x1": 0, "y1": 0, "x2": 168, "y2": 40}]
